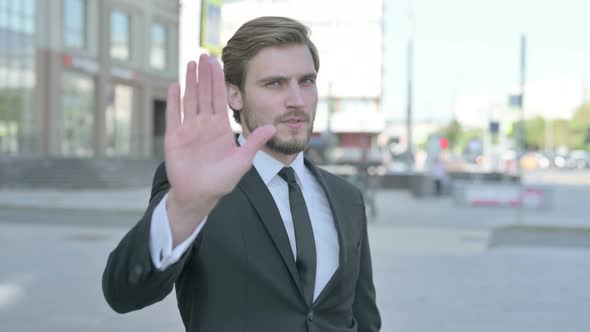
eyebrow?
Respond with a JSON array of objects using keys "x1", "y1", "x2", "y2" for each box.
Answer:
[{"x1": 257, "y1": 73, "x2": 317, "y2": 84}]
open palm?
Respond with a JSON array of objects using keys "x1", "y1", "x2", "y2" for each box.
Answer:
[{"x1": 164, "y1": 54, "x2": 274, "y2": 212}]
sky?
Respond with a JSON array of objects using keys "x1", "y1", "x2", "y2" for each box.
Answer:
[
  {"x1": 183, "y1": 0, "x2": 590, "y2": 126},
  {"x1": 383, "y1": 0, "x2": 590, "y2": 123}
]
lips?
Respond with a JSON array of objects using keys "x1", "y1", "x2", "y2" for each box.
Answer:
[
  {"x1": 277, "y1": 110, "x2": 310, "y2": 130},
  {"x1": 280, "y1": 117, "x2": 306, "y2": 129},
  {"x1": 282, "y1": 117, "x2": 305, "y2": 123}
]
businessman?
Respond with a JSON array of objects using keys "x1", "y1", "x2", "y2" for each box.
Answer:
[{"x1": 102, "y1": 16, "x2": 381, "y2": 332}]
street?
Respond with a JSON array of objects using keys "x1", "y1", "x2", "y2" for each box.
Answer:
[{"x1": 1, "y1": 171, "x2": 589, "y2": 331}]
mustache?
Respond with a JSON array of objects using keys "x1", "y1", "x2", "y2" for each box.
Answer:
[{"x1": 275, "y1": 110, "x2": 310, "y2": 123}]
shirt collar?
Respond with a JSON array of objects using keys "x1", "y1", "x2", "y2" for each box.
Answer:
[{"x1": 238, "y1": 134, "x2": 306, "y2": 186}]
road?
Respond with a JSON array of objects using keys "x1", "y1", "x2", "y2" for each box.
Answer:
[{"x1": 0, "y1": 170, "x2": 589, "y2": 331}]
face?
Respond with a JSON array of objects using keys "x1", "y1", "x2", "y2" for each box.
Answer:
[{"x1": 228, "y1": 44, "x2": 318, "y2": 157}]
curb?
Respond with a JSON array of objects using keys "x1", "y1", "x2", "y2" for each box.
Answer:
[
  {"x1": 0, "y1": 204, "x2": 145, "y2": 215},
  {"x1": 489, "y1": 224, "x2": 590, "y2": 249}
]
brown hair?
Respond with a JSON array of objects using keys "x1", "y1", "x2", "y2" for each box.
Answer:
[{"x1": 221, "y1": 16, "x2": 320, "y2": 123}]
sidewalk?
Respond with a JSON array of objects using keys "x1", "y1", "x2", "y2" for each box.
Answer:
[
  {"x1": 0, "y1": 187, "x2": 152, "y2": 213},
  {"x1": 1, "y1": 186, "x2": 588, "y2": 228}
]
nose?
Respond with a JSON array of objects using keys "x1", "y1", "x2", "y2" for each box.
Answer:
[{"x1": 285, "y1": 83, "x2": 305, "y2": 108}]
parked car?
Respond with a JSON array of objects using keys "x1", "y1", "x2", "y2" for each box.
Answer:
[
  {"x1": 519, "y1": 152, "x2": 551, "y2": 170},
  {"x1": 566, "y1": 150, "x2": 590, "y2": 169}
]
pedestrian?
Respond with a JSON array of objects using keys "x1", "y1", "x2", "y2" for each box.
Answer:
[
  {"x1": 102, "y1": 16, "x2": 381, "y2": 332},
  {"x1": 431, "y1": 157, "x2": 448, "y2": 196}
]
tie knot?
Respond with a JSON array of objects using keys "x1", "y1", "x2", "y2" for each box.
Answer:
[{"x1": 278, "y1": 167, "x2": 297, "y2": 184}]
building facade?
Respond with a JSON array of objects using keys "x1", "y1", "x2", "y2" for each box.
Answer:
[{"x1": 0, "y1": 0, "x2": 180, "y2": 159}]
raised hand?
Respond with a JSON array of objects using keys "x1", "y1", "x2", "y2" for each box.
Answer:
[{"x1": 164, "y1": 54, "x2": 275, "y2": 244}]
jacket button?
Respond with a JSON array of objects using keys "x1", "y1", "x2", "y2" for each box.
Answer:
[
  {"x1": 307, "y1": 311, "x2": 314, "y2": 321},
  {"x1": 128, "y1": 265, "x2": 143, "y2": 284}
]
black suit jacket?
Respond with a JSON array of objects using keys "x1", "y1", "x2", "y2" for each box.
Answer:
[{"x1": 102, "y1": 158, "x2": 381, "y2": 332}]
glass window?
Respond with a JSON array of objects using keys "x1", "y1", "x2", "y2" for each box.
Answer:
[
  {"x1": 60, "y1": 72, "x2": 94, "y2": 157},
  {"x1": 0, "y1": 1, "x2": 8, "y2": 31},
  {"x1": 150, "y1": 22, "x2": 167, "y2": 70},
  {"x1": 23, "y1": 0, "x2": 34, "y2": 16},
  {"x1": 0, "y1": 0, "x2": 35, "y2": 34},
  {"x1": 0, "y1": 0, "x2": 37, "y2": 155},
  {"x1": 63, "y1": 0, "x2": 87, "y2": 49},
  {"x1": 110, "y1": 10, "x2": 131, "y2": 61},
  {"x1": 105, "y1": 84, "x2": 133, "y2": 156}
]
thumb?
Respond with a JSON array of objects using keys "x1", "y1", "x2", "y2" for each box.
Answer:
[{"x1": 239, "y1": 125, "x2": 276, "y2": 160}]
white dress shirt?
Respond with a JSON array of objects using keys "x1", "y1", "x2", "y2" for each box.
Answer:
[{"x1": 149, "y1": 135, "x2": 339, "y2": 301}]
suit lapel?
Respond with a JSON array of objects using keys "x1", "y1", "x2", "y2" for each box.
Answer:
[
  {"x1": 237, "y1": 166, "x2": 305, "y2": 297},
  {"x1": 304, "y1": 158, "x2": 350, "y2": 306},
  {"x1": 236, "y1": 151, "x2": 352, "y2": 307}
]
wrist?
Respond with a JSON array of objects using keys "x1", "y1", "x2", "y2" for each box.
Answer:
[{"x1": 166, "y1": 189, "x2": 218, "y2": 246}]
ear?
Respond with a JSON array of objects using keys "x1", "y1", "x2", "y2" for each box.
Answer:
[{"x1": 227, "y1": 84, "x2": 243, "y2": 112}]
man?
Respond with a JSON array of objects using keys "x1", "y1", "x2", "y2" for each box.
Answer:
[{"x1": 102, "y1": 16, "x2": 381, "y2": 332}]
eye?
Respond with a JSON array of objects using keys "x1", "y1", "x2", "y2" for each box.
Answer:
[
  {"x1": 264, "y1": 80, "x2": 281, "y2": 88},
  {"x1": 301, "y1": 77, "x2": 316, "y2": 85}
]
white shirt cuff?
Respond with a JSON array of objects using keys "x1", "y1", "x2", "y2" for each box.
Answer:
[{"x1": 149, "y1": 192, "x2": 208, "y2": 270}]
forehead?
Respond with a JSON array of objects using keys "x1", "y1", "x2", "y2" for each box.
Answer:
[{"x1": 244, "y1": 44, "x2": 316, "y2": 82}]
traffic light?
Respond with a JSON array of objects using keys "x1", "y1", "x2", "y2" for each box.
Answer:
[{"x1": 439, "y1": 137, "x2": 449, "y2": 150}]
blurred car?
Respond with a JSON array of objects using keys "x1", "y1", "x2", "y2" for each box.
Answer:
[
  {"x1": 554, "y1": 154, "x2": 568, "y2": 168},
  {"x1": 533, "y1": 152, "x2": 551, "y2": 169},
  {"x1": 566, "y1": 150, "x2": 590, "y2": 169},
  {"x1": 541, "y1": 150, "x2": 568, "y2": 169},
  {"x1": 519, "y1": 152, "x2": 551, "y2": 170}
]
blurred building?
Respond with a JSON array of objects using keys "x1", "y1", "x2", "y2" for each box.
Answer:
[{"x1": 0, "y1": 0, "x2": 180, "y2": 159}]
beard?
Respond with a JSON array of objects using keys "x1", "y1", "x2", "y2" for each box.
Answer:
[{"x1": 243, "y1": 108, "x2": 314, "y2": 155}]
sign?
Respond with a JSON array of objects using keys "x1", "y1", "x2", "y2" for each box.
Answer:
[
  {"x1": 509, "y1": 94, "x2": 522, "y2": 108},
  {"x1": 200, "y1": 0, "x2": 223, "y2": 55},
  {"x1": 63, "y1": 54, "x2": 98, "y2": 74},
  {"x1": 489, "y1": 121, "x2": 499, "y2": 134},
  {"x1": 110, "y1": 66, "x2": 136, "y2": 80},
  {"x1": 457, "y1": 183, "x2": 550, "y2": 209}
]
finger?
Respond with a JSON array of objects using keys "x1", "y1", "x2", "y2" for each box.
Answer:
[
  {"x1": 210, "y1": 56, "x2": 227, "y2": 116},
  {"x1": 165, "y1": 83, "x2": 181, "y2": 135},
  {"x1": 239, "y1": 125, "x2": 276, "y2": 160},
  {"x1": 183, "y1": 61, "x2": 197, "y2": 121},
  {"x1": 197, "y1": 54, "x2": 214, "y2": 115}
]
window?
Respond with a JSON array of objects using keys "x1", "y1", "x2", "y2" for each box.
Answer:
[
  {"x1": 105, "y1": 84, "x2": 133, "y2": 156},
  {"x1": 110, "y1": 10, "x2": 131, "y2": 61},
  {"x1": 0, "y1": 0, "x2": 37, "y2": 155},
  {"x1": 63, "y1": 0, "x2": 87, "y2": 49},
  {"x1": 150, "y1": 22, "x2": 167, "y2": 70},
  {"x1": 60, "y1": 72, "x2": 94, "y2": 157}
]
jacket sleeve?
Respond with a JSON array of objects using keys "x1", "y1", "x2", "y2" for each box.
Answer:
[
  {"x1": 102, "y1": 162, "x2": 196, "y2": 313},
  {"x1": 353, "y1": 191, "x2": 382, "y2": 331}
]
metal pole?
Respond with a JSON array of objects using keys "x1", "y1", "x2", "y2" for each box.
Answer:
[
  {"x1": 518, "y1": 34, "x2": 526, "y2": 179},
  {"x1": 517, "y1": 34, "x2": 527, "y2": 222},
  {"x1": 406, "y1": 2, "x2": 414, "y2": 169}
]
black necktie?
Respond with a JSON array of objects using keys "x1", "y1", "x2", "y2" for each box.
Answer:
[{"x1": 278, "y1": 167, "x2": 317, "y2": 306}]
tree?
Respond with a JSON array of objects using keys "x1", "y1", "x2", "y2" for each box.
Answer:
[
  {"x1": 524, "y1": 116, "x2": 546, "y2": 150},
  {"x1": 569, "y1": 102, "x2": 590, "y2": 150},
  {"x1": 445, "y1": 118, "x2": 461, "y2": 150},
  {"x1": 435, "y1": 119, "x2": 486, "y2": 154},
  {"x1": 549, "y1": 119, "x2": 570, "y2": 149}
]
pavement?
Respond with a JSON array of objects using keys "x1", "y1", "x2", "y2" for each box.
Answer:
[
  {"x1": 1, "y1": 169, "x2": 590, "y2": 248},
  {"x1": 0, "y1": 181, "x2": 589, "y2": 230},
  {"x1": 1, "y1": 172, "x2": 590, "y2": 331},
  {"x1": 0, "y1": 187, "x2": 152, "y2": 214}
]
